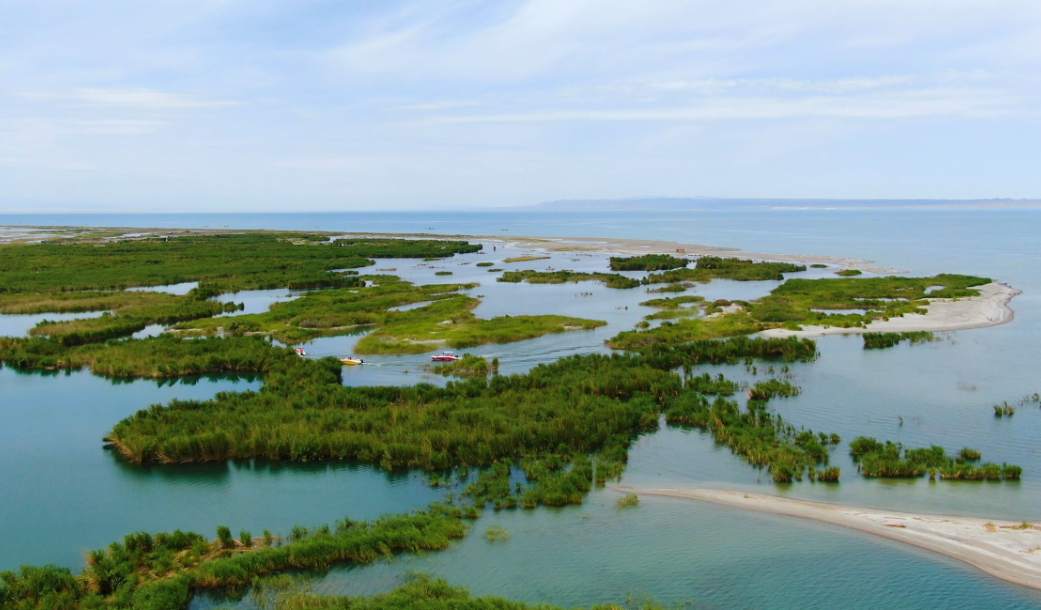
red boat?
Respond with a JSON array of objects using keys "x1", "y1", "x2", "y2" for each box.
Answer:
[{"x1": 430, "y1": 351, "x2": 461, "y2": 362}]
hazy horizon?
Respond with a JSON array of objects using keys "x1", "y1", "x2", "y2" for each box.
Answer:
[{"x1": 3, "y1": 1, "x2": 1040, "y2": 212}]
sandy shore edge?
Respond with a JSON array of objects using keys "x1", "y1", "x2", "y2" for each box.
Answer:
[
  {"x1": 759, "y1": 281, "x2": 1021, "y2": 338},
  {"x1": 617, "y1": 486, "x2": 1041, "y2": 591}
]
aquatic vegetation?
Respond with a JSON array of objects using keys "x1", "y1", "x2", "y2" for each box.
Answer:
[
  {"x1": 248, "y1": 574, "x2": 666, "y2": 610},
  {"x1": 863, "y1": 332, "x2": 935, "y2": 349},
  {"x1": 993, "y1": 402, "x2": 1016, "y2": 418},
  {"x1": 609, "y1": 254, "x2": 688, "y2": 271},
  {"x1": 748, "y1": 379, "x2": 800, "y2": 400},
  {"x1": 171, "y1": 277, "x2": 605, "y2": 353},
  {"x1": 617, "y1": 493, "x2": 640, "y2": 509},
  {"x1": 0, "y1": 233, "x2": 479, "y2": 294},
  {"x1": 0, "y1": 291, "x2": 237, "y2": 345},
  {"x1": 0, "y1": 506, "x2": 470, "y2": 610},
  {"x1": 434, "y1": 270, "x2": 453, "y2": 276},
  {"x1": 609, "y1": 273, "x2": 990, "y2": 347},
  {"x1": 636, "y1": 336, "x2": 818, "y2": 370},
  {"x1": 849, "y1": 436, "x2": 1021, "y2": 480},
  {"x1": 607, "y1": 311, "x2": 764, "y2": 349},
  {"x1": 499, "y1": 270, "x2": 641, "y2": 289},
  {"x1": 665, "y1": 392, "x2": 839, "y2": 483},
  {"x1": 640, "y1": 295, "x2": 705, "y2": 309},
  {"x1": 959, "y1": 448, "x2": 982, "y2": 462},
  {"x1": 751, "y1": 274, "x2": 989, "y2": 327},
  {"x1": 483, "y1": 525, "x2": 511, "y2": 542},
  {"x1": 640, "y1": 295, "x2": 704, "y2": 320},
  {"x1": 475, "y1": 261, "x2": 494, "y2": 267},
  {"x1": 644, "y1": 256, "x2": 805, "y2": 284},
  {"x1": 810, "y1": 263, "x2": 828, "y2": 269},
  {"x1": 685, "y1": 373, "x2": 739, "y2": 396},
  {"x1": 835, "y1": 269, "x2": 862, "y2": 277},
  {"x1": 646, "y1": 282, "x2": 691, "y2": 293},
  {"x1": 0, "y1": 335, "x2": 285, "y2": 379},
  {"x1": 502, "y1": 255, "x2": 550, "y2": 263},
  {"x1": 106, "y1": 353, "x2": 677, "y2": 471},
  {"x1": 430, "y1": 353, "x2": 493, "y2": 378}
]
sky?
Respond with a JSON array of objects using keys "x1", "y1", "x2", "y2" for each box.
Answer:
[{"x1": 1, "y1": 0, "x2": 1040, "y2": 212}]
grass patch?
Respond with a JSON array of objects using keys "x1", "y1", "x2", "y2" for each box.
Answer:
[{"x1": 836, "y1": 269, "x2": 862, "y2": 277}]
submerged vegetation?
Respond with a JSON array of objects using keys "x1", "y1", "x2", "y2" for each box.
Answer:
[
  {"x1": 502, "y1": 255, "x2": 550, "y2": 264},
  {"x1": 849, "y1": 437, "x2": 1021, "y2": 480},
  {"x1": 609, "y1": 254, "x2": 688, "y2": 271},
  {"x1": 862, "y1": 331, "x2": 935, "y2": 349}
]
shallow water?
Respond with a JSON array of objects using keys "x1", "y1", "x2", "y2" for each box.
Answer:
[
  {"x1": 0, "y1": 310, "x2": 109, "y2": 337},
  {"x1": 2, "y1": 207, "x2": 1041, "y2": 607},
  {"x1": 0, "y1": 368, "x2": 441, "y2": 570}
]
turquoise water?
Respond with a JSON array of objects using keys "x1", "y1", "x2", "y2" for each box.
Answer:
[
  {"x1": 2, "y1": 206, "x2": 1040, "y2": 607},
  {"x1": 0, "y1": 369, "x2": 442, "y2": 570}
]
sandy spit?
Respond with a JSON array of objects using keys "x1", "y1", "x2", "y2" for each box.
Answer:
[
  {"x1": 759, "y1": 282, "x2": 1021, "y2": 338},
  {"x1": 617, "y1": 486, "x2": 1041, "y2": 591},
  {"x1": 338, "y1": 232, "x2": 891, "y2": 273}
]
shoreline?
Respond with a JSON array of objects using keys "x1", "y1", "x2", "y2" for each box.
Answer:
[
  {"x1": 759, "y1": 281, "x2": 1020, "y2": 338},
  {"x1": 0, "y1": 224, "x2": 888, "y2": 272},
  {"x1": 1, "y1": 225, "x2": 1019, "y2": 335},
  {"x1": 618, "y1": 486, "x2": 1041, "y2": 591}
]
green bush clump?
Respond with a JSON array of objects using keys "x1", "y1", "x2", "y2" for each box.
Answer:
[
  {"x1": 863, "y1": 332, "x2": 935, "y2": 349},
  {"x1": 849, "y1": 436, "x2": 1021, "y2": 481},
  {"x1": 499, "y1": 269, "x2": 640, "y2": 289},
  {"x1": 609, "y1": 254, "x2": 688, "y2": 271}
]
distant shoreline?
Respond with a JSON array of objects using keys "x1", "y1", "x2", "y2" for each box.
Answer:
[
  {"x1": 0, "y1": 225, "x2": 1020, "y2": 336},
  {"x1": 617, "y1": 486, "x2": 1041, "y2": 592}
]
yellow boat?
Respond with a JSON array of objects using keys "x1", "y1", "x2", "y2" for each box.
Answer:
[{"x1": 340, "y1": 356, "x2": 364, "y2": 366}]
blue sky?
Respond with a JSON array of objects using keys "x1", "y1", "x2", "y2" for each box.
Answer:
[{"x1": 2, "y1": 0, "x2": 1039, "y2": 211}]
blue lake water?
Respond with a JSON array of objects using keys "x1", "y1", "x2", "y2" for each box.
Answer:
[{"x1": 2, "y1": 205, "x2": 1040, "y2": 607}]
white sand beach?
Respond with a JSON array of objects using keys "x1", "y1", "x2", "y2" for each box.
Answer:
[
  {"x1": 618, "y1": 486, "x2": 1041, "y2": 591},
  {"x1": 759, "y1": 281, "x2": 1021, "y2": 338}
]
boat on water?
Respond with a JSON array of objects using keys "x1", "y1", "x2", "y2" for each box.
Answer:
[
  {"x1": 295, "y1": 347, "x2": 307, "y2": 357},
  {"x1": 430, "y1": 351, "x2": 461, "y2": 362},
  {"x1": 340, "y1": 356, "x2": 364, "y2": 366}
]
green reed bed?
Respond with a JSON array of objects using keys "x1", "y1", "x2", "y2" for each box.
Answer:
[
  {"x1": 609, "y1": 254, "x2": 688, "y2": 271},
  {"x1": 498, "y1": 270, "x2": 641, "y2": 289},
  {"x1": 849, "y1": 436, "x2": 1021, "y2": 481},
  {"x1": 862, "y1": 331, "x2": 935, "y2": 349}
]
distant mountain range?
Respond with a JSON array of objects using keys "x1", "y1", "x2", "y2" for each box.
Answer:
[{"x1": 528, "y1": 197, "x2": 1041, "y2": 211}]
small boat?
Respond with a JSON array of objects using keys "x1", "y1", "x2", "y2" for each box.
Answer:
[
  {"x1": 430, "y1": 351, "x2": 461, "y2": 362},
  {"x1": 340, "y1": 356, "x2": 364, "y2": 366},
  {"x1": 295, "y1": 347, "x2": 307, "y2": 357}
]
